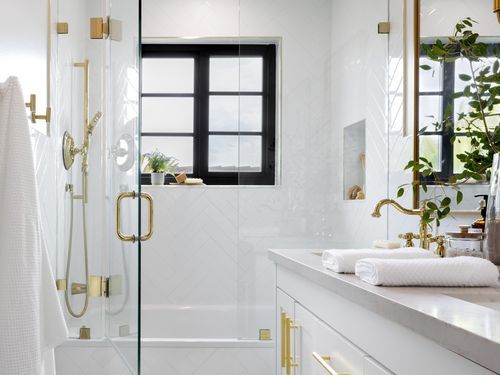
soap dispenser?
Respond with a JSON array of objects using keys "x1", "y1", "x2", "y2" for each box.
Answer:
[{"x1": 471, "y1": 194, "x2": 488, "y2": 232}]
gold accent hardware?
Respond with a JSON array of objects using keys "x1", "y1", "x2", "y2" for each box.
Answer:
[
  {"x1": 281, "y1": 312, "x2": 287, "y2": 368},
  {"x1": 430, "y1": 235, "x2": 446, "y2": 257},
  {"x1": 119, "y1": 325, "x2": 130, "y2": 337},
  {"x1": 57, "y1": 22, "x2": 68, "y2": 34},
  {"x1": 90, "y1": 17, "x2": 109, "y2": 39},
  {"x1": 79, "y1": 326, "x2": 91, "y2": 340},
  {"x1": 259, "y1": 329, "x2": 271, "y2": 341},
  {"x1": 56, "y1": 279, "x2": 67, "y2": 291},
  {"x1": 62, "y1": 131, "x2": 77, "y2": 170},
  {"x1": 495, "y1": 0, "x2": 500, "y2": 23},
  {"x1": 71, "y1": 282, "x2": 87, "y2": 295},
  {"x1": 312, "y1": 352, "x2": 348, "y2": 375},
  {"x1": 285, "y1": 317, "x2": 299, "y2": 374},
  {"x1": 372, "y1": 199, "x2": 431, "y2": 250},
  {"x1": 25, "y1": 94, "x2": 51, "y2": 123},
  {"x1": 88, "y1": 275, "x2": 108, "y2": 297},
  {"x1": 70, "y1": 276, "x2": 109, "y2": 297},
  {"x1": 399, "y1": 232, "x2": 417, "y2": 247},
  {"x1": 116, "y1": 191, "x2": 154, "y2": 242},
  {"x1": 378, "y1": 22, "x2": 390, "y2": 34}
]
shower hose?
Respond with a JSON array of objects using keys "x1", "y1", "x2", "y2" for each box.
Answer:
[{"x1": 64, "y1": 175, "x2": 89, "y2": 318}]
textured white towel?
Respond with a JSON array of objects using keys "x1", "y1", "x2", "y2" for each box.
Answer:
[
  {"x1": 355, "y1": 256, "x2": 500, "y2": 286},
  {"x1": 0, "y1": 77, "x2": 68, "y2": 375},
  {"x1": 322, "y1": 247, "x2": 438, "y2": 273}
]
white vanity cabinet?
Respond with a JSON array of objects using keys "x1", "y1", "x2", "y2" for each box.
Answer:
[
  {"x1": 275, "y1": 264, "x2": 496, "y2": 375},
  {"x1": 295, "y1": 303, "x2": 369, "y2": 375}
]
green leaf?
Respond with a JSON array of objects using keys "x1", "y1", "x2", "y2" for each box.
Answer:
[
  {"x1": 441, "y1": 197, "x2": 451, "y2": 207},
  {"x1": 420, "y1": 64, "x2": 432, "y2": 71},
  {"x1": 459, "y1": 74, "x2": 472, "y2": 81},
  {"x1": 397, "y1": 188, "x2": 405, "y2": 198},
  {"x1": 457, "y1": 191, "x2": 463, "y2": 204},
  {"x1": 427, "y1": 202, "x2": 438, "y2": 211}
]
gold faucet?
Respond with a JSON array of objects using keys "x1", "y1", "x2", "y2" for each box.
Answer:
[{"x1": 371, "y1": 199, "x2": 432, "y2": 250}]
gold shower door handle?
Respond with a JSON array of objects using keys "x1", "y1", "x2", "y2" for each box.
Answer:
[{"x1": 115, "y1": 191, "x2": 154, "y2": 242}]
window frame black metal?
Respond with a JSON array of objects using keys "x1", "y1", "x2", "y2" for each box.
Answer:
[{"x1": 141, "y1": 43, "x2": 277, "y2": 185}]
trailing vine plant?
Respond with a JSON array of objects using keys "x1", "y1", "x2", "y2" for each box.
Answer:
[{"x1": 398, "y1": 18, "x2": 500, "y2": 226}]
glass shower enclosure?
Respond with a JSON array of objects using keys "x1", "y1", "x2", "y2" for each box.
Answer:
[{"x1": 55, "y1": 0, "x2": 142, "y2": 373}]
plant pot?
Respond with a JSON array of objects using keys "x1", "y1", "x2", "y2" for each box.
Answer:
[
  {"x1": 486, "y1": 153, "x2": 500, "y2": 265},
  {"x1": 151, "y1": 172, "x2": 165, "y2": 185}
]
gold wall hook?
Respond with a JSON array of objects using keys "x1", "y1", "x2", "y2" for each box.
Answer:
[{"x1": 25, "y1": 94, "x2": 51, "y2": 123}]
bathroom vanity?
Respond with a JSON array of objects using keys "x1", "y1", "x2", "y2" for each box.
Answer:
[{"x1": 270, "y1": 249, "x2": 500, "y2": 375}]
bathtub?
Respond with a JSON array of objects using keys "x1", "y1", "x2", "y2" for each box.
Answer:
[{"x1": 56, "y1": 305, "x2": 275, "y2": 375}]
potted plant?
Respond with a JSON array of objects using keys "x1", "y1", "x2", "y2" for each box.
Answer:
[
  {"x1": 398, "y1": 18, "x2": 500, "y2": 226},
  {"x1": 142, "y1": 150, "x2": 178, "y2": 185}
]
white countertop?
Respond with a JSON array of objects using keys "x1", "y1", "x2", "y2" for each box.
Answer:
[{"x1": 268, "y1": 248, "x2": 500, "y2": 373}]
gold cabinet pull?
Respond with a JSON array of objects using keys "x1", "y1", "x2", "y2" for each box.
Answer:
[
  {"x1": 116, "y1": 191, "x2": 154, "y2": 242},
  {"x1": 281, "y1": 312, "x2": 287, "y2": 368},
  {"x1": 312, "y1": 352, "x2": 348, "y2": 375},
  {"x1": 286, "y1": 317, "x2": 299, "y2": 374}
]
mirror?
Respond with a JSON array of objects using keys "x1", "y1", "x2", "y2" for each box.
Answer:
[
  {"x1": 343, "y1": 120, "x2": 366, "y2": 200},
  {"x1": 413, "y1": 0, "x2": 500, "y2": 212}
]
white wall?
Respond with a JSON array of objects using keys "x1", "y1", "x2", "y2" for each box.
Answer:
[{"x1": 329, "y1": 0, "x2": 390, "y2": 247}]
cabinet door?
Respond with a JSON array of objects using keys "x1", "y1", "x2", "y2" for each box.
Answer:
[
  {"x1": 295, "y1": 303, "x2": 366, "y2": 375},
  {"x1": 363, "y1": 357, "x2": 394, "y2": 375},
  {"x1": 277, "y1": 288, "x2": 297, "y2": 375}
]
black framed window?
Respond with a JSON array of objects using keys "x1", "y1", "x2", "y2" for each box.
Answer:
[
  {"x1": 419, "y1": 44, "x2": 499, "y2": 184},
  {"x1": 141, "y1": 44, "x2": 277, "y2": 185}
]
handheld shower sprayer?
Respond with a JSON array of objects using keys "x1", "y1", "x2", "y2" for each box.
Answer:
[{"x1": 88, "y1": 111, "x2": 102, "y2": 135}]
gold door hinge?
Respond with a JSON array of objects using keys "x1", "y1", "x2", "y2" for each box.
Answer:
[
  {"x1": 378, "y1": 22, "x2": 390, "y2": 34},
  {"x1": 90, "y1": 17, "x2": 122, "y2": 41},
  {"x1": 58, "y1": 276, "x2": 110, "y2": 297},
  {"x1": 90, "y1": 17, "x2": 109, "y2": 39}
]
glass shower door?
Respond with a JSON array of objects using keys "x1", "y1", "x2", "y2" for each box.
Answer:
[{"x1": 106, "y1": 0, "x2": 142, "y2": 373}]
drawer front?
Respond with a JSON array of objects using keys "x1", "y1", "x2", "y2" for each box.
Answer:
[
  {"x1": 295, "y1": 303, "x2": 366, "y2": 375},
  {"x1": 363, "y1": 357, "x2": 394, "y2": 375}
]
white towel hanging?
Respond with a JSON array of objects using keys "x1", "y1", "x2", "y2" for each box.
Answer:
[{"x1": 0, "y1": 76, "x2": 67, "y2": 375}]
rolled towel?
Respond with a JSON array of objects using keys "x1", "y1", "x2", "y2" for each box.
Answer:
[
  {"x1": 322, "y1": 247, "x2": 438, "y2": 273},
  {"x1": 355, "y1": 256, "x2": 500, "y2": 287}
]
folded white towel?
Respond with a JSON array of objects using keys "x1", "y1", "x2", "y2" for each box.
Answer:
[
  {"x1": 322, "y1": 247, "x2": 438, "y2": 273},
  {"x1": 355, "y1": 256, "x2": 500, "y2": 286}
]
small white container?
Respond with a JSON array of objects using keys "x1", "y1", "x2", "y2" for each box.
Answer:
[{"x1": 151, "y1": 172, "x2": 165, "y2": 185}]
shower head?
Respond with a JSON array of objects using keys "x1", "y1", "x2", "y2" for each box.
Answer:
[{"x1": 88, "y1": 111, "x2": 103, "y2": 135}]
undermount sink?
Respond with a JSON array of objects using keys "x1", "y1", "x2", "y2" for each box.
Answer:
[{"x1": 445, "y1": 292, "x2": 500, "y2": 312}]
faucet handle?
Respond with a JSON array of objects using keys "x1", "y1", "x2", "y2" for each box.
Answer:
[
  {"x1": 429, "y1": 235, "x2": 446, "y2": 258},
  {"x1": 398, "y1": 232, "x2": 418, "y2": 247}
]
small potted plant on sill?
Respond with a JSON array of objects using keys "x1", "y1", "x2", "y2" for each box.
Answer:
[{"x1": 142, "y1": 150, "x2": 178, "y2": 185}]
